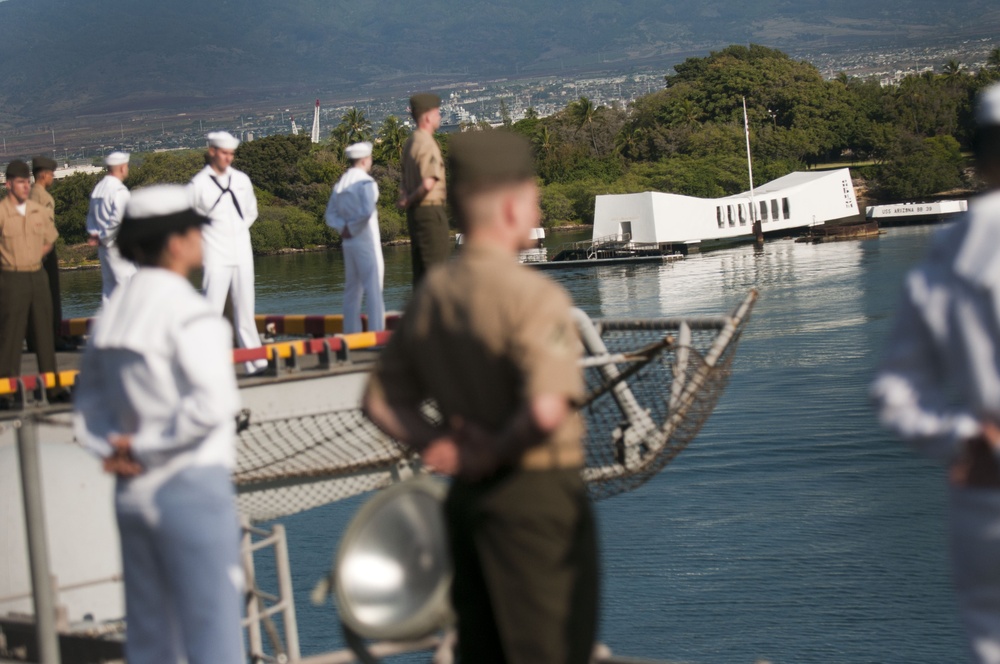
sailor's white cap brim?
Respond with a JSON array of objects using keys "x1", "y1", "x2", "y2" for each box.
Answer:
[
  {"x1": 104, "y1": 151, "x2": 130, "y2": 166},
  {"x1": 345, "y1": 141, "x2": 373, "y2": 159},
  {"x1": 207, "y1": 131, "x2": 241, "y2": 150}
]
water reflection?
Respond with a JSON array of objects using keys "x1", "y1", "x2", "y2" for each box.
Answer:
[{"x1": 61, "y1": 225, "x2": 971, "y2": 662}]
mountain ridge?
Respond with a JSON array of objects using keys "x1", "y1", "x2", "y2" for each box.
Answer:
[{"x1": 1, "y1": 0, "x2": 998, "y2": 126}]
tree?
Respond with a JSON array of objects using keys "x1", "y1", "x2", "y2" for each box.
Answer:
[
  {"x1": 333, "y1": 107, "x2": 373, "y2": 147},
  {"x1": 234, "y1": 134, "x2": 313, "y2": 195},
  {"x1": 50, "y1": 172, "x2": 101, "y2": 244},
  {"x1": 568, "y1": 96, "x2": 600, "y2": 153},
  {"x1": 870, "y1": 132, "x2": 965, "y2": 199},
  {"x1": 126, "y1": 150, "x2": 203, "y2": 187},
  {"x1": 943, "y1": 59, "x2": 964, "y2": 79},
  {"x1": 614, "y1": 124, "x2": 643, "y2": 158},
  {"x1": 249, "y1": 204, "x2": 331, "y2": 253},
  {"x1": 500, "y1": 99, "x2": 513, "y2": 128},
  {"x1": 374, "y1": 115, "x2": 410, "y2": 164},
  {"x1": 989, "y1": 47, "x2": 1000, "y2": 71},
  {"x1": 340, "y1": 107, "x2": 372, "y2": 144}
]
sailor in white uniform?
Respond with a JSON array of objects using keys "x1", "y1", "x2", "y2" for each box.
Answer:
[
  {"x1": 325, "y1": 141, "x2": 385, "y2": 334},
  {"x1": 190, "y1": 131, "x2": 267, "y2": 373},
  {"x1": 872, "y1": 82, "x2": 1000, "y2": 664},
  {"x1": 74, "y1": 185, "x2": 244, "y2": 664},
  {"x1": 86, "y1": 151, "x2": 137, "y2": 305}
]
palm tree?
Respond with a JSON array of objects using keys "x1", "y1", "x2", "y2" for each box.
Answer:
[
  {"x1": 340, "y1": 108, "x2": 373, "y2": 144},
  {"x1": 988, "y1": 47, "x2": 1000, "y2": 71},
  {"x1": 374, "y1": 115, "x2": 410, "y2": 164},
  {"x1": 615, "y1": 124, "x2": 643, "y2": 157},
  {"x1": 568, "y1": 96, "x2": 600, "y2": 153},
  {"x1": 942, "y1": 59, "x2": 964, "y2": 80},
  {"x1": 672, "y1": 98, "x2": 700, "y2": 128}
]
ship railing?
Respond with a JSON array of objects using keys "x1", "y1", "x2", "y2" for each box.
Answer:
[
  {"x1": 3, "y1": 411, "x2": 306, "y2": 664},
  {"x1": 4, "y1": 292, "x2": 758, "y2": 662}
]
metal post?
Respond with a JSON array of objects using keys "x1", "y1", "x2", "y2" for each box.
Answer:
[
  {"x1": 16, "y1": 417, "x2": 62, "y2": 663},
  {"x1": 241, "y1": 521, "x2": 264, "y2": 660},
  {"x1": 273, "y1": 524, "x2": 300, "y2": 661}
]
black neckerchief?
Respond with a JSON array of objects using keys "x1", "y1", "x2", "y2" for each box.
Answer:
[{"x1": 208, "y1": 173, "x2": 244, "y2": 220}]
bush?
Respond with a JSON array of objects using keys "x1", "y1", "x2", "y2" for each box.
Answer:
[
  {"x1": 250, "y1": 205, "x2": 331, "y2": 253},
  {"x1": 540, "y1": 185, "x2": 576, "y2": 227},
  {"x1": 869, "y1": 133, "x2": 966, "y2": 200},
  {"x1": 50, "y1": 172, "x2": 101, "y2": 244},
  {"x1": 126, "y1": 151, "x2": 204, "y2": 187}
]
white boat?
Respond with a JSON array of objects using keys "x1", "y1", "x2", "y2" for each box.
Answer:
[
  {"x1": 456, "y1": 227, "x2": 548, "y2": 263},
  {"x1": 592, "y1": 168, "x2": 861, "y2": 253},
  {"x1": 865, "y1": 199, "x2": 967, "y2": 226}
]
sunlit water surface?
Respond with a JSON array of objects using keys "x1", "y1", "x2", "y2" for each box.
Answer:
[{"x1": 61, "y1": 226, "x2": 962, "y2": 663}]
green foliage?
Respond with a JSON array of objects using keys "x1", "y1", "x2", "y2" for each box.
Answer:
[
  {"x1": 539, "y1": 178, "x2": 615, "y2": 226},
  {"x1": 869, "y1": 133, "x2": 966, "y2": 199},
  {"x1": 249, "y1": 204, "x2": 332, "y2": 253},
  {"x1": 331, "y1": 108, "x2": 374, "y2": 154},
  {"x1": 374, "y1": 116, "x2": 410, "y2": 165},
  {"x1": 50, "y1": 172, "x2": 101, "y2": 244},
  {"x1": 540, "y1": 185, "x2": 575, "y2": 227},
  {"x1": 234, "y1": 134, "x2": 314, "y2": 195},
  {"x1": 126, "y1": 151, "x2": 204, "y2": 187},
  {"x1": 371, "y1": 163, "x2": 406, "y2": 241},
  {"x1": 298, "y1": 149, "x2": 345, "y2": 187}
]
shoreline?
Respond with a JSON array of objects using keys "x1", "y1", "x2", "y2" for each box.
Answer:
[{"x1": 57, "y1": 224, "x2": 594, "y2": 271}]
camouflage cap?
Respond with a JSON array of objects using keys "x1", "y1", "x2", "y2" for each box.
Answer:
[
  {"x1": 32, "y1": 156, "x2": 58, "y2": 174},
  {"x1": 409, "y1": 93, "x2": 441, "y2": 120},
  {"x1": 5, "y1": 160, "x2": 30, "y2": 180},
  {"x1": 447, "y1": 130, "x2": 535, "y2": 201}
]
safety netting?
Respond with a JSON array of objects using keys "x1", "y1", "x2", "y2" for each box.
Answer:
[{"x1": 233, "y1": 291, "x2": 756, "y2": 521}]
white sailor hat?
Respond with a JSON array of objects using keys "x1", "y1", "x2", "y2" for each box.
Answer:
[
  {"x1": 207, "y1": 131, "x2": 241, "y2": 150},
  {"x1": 345, "y1": 141, "x2": 373, "y2": 160},
  {"x1": 124, "y1": 184, "x2": 195, "y2": 221},
  {"x1": 104, "y1": 151, "x2": 130, "y2": 167},
  {"x1": 118, "y1": 185, "x2": 210, "y2": 261},
  {"x1": 976, "y1": 82, "x2": 1000, "y2": 127}
]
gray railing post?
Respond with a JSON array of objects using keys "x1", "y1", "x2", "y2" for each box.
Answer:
[
  {"x1": 273, "y1": 524, "x2": 301, "y2": 661},
  {"x1": 16, "y1": 416, "x2": 62, "y2": 663}
]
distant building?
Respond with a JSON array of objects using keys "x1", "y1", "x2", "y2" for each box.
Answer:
[
  {"x1": 593, "y1": 169, "x2": 860, "y2": 251},
  {"x1": 53, "y1": 164, "x2": 104, "y2": 180}
]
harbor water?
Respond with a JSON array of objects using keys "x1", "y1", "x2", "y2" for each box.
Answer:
[{"x1": 60, "y1": 226, "x2": 964, "y2": 662}]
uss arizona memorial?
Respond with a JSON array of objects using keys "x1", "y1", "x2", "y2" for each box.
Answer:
[{"x1": 592, "y1": 168, "x2": 860, "y2": 250}]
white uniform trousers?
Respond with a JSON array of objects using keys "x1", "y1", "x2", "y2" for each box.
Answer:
[
  {"x1": 99, "y1": 244, "x2": 137, "y2": 307},
  {"x1": 116, "y1": 465, "x2": 244, "y2": 664},
  {"x1": 203, "y1": 263, "x2": 267, "y2": 373},
  {"x1": 342, "y1": 235, "x2": 385, "y2": 334},
  {"x1": 950, "y1": 486, "x2": 1000, "y2": 664}
]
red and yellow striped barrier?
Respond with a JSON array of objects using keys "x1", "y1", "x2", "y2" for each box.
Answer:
[
  {"x1": 60, "y1": 313, "x2": 401, "y2": 339},
  {"x1": 0, "y1": 371, "x2": 80, "y2": 395},
  {"x1": 0, "y1": 330, "x2": 394, "y2": 395},
  {"x1": 254, "y1": 313, "x2": 401, "y2": 336}
]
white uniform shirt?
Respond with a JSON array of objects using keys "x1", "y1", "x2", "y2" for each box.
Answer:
[
  {"x1": 74, "y1": 269, "x2": 240, "y2": 470},
  {"x1": 86, "y1": 175, "x2": 130, "y2": 246},
  {"x1": 190, "y1": 165, "x2": 258, "y2": 267},
  {"x1": 871, "y1": 190, "x2": 1000, "y2": 462},
  {"x1": 325, "y1": 167, "x2": 379, "y2": 240}
]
